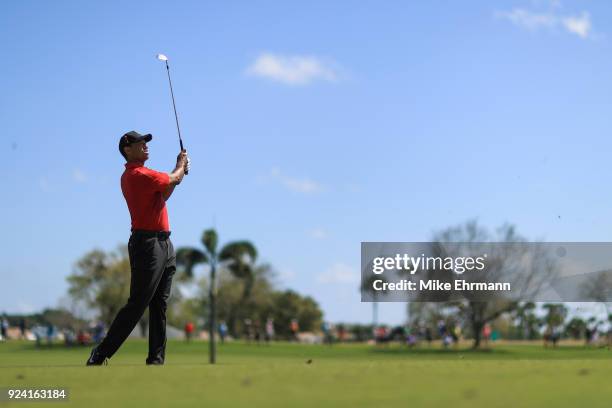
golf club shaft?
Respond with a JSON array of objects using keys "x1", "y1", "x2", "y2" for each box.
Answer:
[{"x1": 164, "y1": 60, "x2": 188, "y2": 174}]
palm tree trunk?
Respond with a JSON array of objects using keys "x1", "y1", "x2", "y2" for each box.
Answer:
[
  {"x1": 373, "y1": 302, "x2": 378, "y2": 327},
  {"x1": 471, "y1": 303, "x2": 484, "y2": 349},
  {"x1": 209, "y1": 261, "x2": 217, "y2": 364},
  {"x1": 472, "y1": 321, "x2": 483, "y2": 348},
  {"x1": 227, "y1": 308, "x2": 238, "y2": 337}
]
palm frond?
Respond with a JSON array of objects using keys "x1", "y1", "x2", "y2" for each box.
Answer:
[
  {"x1": 218, "y1": 241, "x2": 257, "y2": 263},
  {"x1": 201, "y1": 229, "x2": 218, "y2": 256},
  {"x1": 227, "y1": 261, "x2": 252, "y2": 280},
  {"x1": 176, "y1": 247, "x2": 208, "y2": 278}
]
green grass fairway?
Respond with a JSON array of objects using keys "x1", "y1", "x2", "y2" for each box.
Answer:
[{"x1": 1, "y1": 340, "x2": 611, "y2": 407}]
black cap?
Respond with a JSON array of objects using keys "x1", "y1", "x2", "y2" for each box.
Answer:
[{"x1": 119, "y1": 131, "x2": 152, "y2": 157}]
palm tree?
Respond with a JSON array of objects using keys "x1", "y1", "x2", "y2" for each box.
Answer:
[
  {"x1": 361, "y1": 274, "x2": 390, "y2": 328},
  {"x1": 176, "y1": 228, "x2": 257, "y2": 364}
]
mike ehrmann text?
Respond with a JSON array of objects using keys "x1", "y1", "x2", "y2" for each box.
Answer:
[{"x1": 371, "y1": 279, "x2": 512, "y2": 292}]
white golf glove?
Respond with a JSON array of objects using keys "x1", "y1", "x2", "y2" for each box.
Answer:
[{"x1": 185, "y1": 157, "x2": 191, "y2": 173}]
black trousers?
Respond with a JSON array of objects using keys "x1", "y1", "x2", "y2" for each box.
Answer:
[{"x1": 97, "y1": 231, "x2": 176, "y2": 364}]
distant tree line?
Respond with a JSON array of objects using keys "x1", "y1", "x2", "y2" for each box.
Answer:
[
  {"x1": 65, "y1": 229, "x2": 323, "y2": 339},
  {"x1": 2, "y1": 308, "x2": 87, "y2": 330}
]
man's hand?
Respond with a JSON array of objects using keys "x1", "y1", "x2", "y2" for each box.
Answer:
[
  {"x1": 176, "y1": 150, "x2": 188, "y2": 170},
  {"x1": 165, "y1": 150, "x2": 187, "y2": 201},
  {"x1": 168, "y1": 150, "x2": 187, "y2": 186}
]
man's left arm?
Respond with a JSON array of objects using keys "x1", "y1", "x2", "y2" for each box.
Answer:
[
  {"x1": 163, "y1": 154, "x2": 190, "y2": 201},
  {"x1": 163, "y1": 184, "x2": 177, "y2": 201}
]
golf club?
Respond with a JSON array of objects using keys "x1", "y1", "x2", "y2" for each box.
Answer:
[{"x1": 156, "y1": 53, "x2": 188, "y2": 174}]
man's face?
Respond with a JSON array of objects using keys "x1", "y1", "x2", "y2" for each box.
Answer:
[{"x1": 124, "y1": 141, "x2": 149, "y2": 162}]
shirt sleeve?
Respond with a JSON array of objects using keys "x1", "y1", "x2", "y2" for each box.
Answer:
[{"x1": 137, "y1": 168, "x2": 171, "y2": 193}]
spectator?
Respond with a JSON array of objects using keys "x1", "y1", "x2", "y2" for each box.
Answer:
[
  {"x1": 93, "y1": 321, "x2": 106, "y2": 344},
  {"x1": 253, "y1": 320, "x2": 262, "y2": 344},
  {"x1": 0, "y1": 315, "x2": 8, "y2": 341},
  {"x1": 437, "y1": 319, "x2": 447, "y2": 343},
  {"x1": 34, "y1": 326, "x2": 43, "y2": 347},
  {"x1": 19, "y1": 318, "x2": 26, "y2": 339},
  {"x1": 482, "y1": 323, "x2": 492, "y2": 347},
  {"x1": 290, "y1": 318, "x2": 299, "y2": 341},
  {"x1": 585, "y1": 327, "x2": 593, "y2": 346},
  {"x1": 425, "y1": 326, "x2": 433, "y2": 346},
  {"x1": 77, "y1": 329, "x2": 92, "y2": 346},
  {"x1": 184, "y1": 321, "x2": 194, "y2": 342},
  {"x1": 375, "y1": 326, "x2": 387, "y2": 343},
  {"x1": 451, "y1": 323, "x2": 462, "y2": 346},
  {"x1": 244, "y1": 318, "x2": 253, "y2": 342},
  {"x1": 337, "y1": 324, "x2": 346, "y2": 342},
  {"x1": 443, "y1": 334, "x2": 453, "y2": 348},
  {"x1": 321, "y1": 321, "x2": 333, "y2": 345},
  {"x1": 551, "y1": 326, "x2": 562, "y2": 347},
  {"x1": 63, "y1": 328, "x2": 76, "y2": 347},
  {"x1": 218, "y1": 321, "x2": 228, "y2": 344},
  {"x1": 46, "y1": 323, "x2": 54, "y2": 346},
  {"x1": 265, "y1": 318, "x2": 275, "y2": 344}
]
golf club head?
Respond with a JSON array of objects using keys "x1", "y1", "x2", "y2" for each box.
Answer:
[{"x1": 156, "y1": 53, "x2": 168, "y2": 61}]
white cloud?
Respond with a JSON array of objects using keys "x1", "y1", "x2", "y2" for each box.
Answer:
[
  {"x1": 496, "y1": 9, "x2": 556, "y2": 30},
  {"x1": 73, "y1": 168, "x2": 87, "y2": 183},
  {"x1": 316, "y1": 262, "x2": 359, "y2": 284},
  {"x1": 270, "y1": 167, "x2": 323, "y2": 194},
  {"x1": 496, "y1": 7, "x2": 592, "y2": 39},
  {"x1": 562, "y1": 12, "x2": 591, "y2": 39},
  {"x1": 309, "y1": 228, "x2": 328, "y2": 240},
  {"x1": 246, "y1": 53, "x2": 339, "y2": 85}
]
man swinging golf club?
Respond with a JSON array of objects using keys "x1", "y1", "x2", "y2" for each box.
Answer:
[{"x1": 86, "y1": 130, "x2": 190, "y2": 365}]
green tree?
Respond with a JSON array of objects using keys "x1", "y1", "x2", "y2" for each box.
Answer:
[
  {"x1": 66, "y1": 246, "x2": 151, "y2": 335},
  {"x1": 543, "y1": 303, "x2": 568, "y2": 329},
  {"x1": 423, "y1": 220, "x2": 555, "y2": 348},
  {"x1": 268, "y1": 290, "x2": 323, "y2": 338},
  {"x1": 565, "y1": 317, "x2": 586, "y2": 340},
  {"x1": 580, "y1": 270, "x2": 612, "y2": 324},
  {"x1": 511, "y1": 302, "x2": 541, "y2": 340},
  {"x1": 21, "y1": 308, "x2": 87, "y2": 331},
  {"x1": 210, "y1": 269, "x2": 324, "y2": 339},
  {"x1": 167, "y1": 277, "x2": 206, "y2": 331}
]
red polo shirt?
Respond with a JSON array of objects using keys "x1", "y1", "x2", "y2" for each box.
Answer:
[{"x1": 121, "y1": 161, "x2": 171, "y2": 232}]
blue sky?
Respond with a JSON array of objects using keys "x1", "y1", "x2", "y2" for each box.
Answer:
[{"x1": 2, "y1": 0, "x2": 611, "y2": 324}]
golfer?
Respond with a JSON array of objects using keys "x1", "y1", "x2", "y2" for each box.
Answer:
[{"x1": 86, "y1": 130, "x2": 189, "y2": 365}]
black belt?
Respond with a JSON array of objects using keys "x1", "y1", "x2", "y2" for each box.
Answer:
[{"x1": 131, "y1": 230, "x2": 171, "y2": 240}]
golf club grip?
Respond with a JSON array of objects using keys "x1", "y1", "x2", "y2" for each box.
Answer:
[{"x1": 180, "y1": 140, "x2": 189, "y2": 175}]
